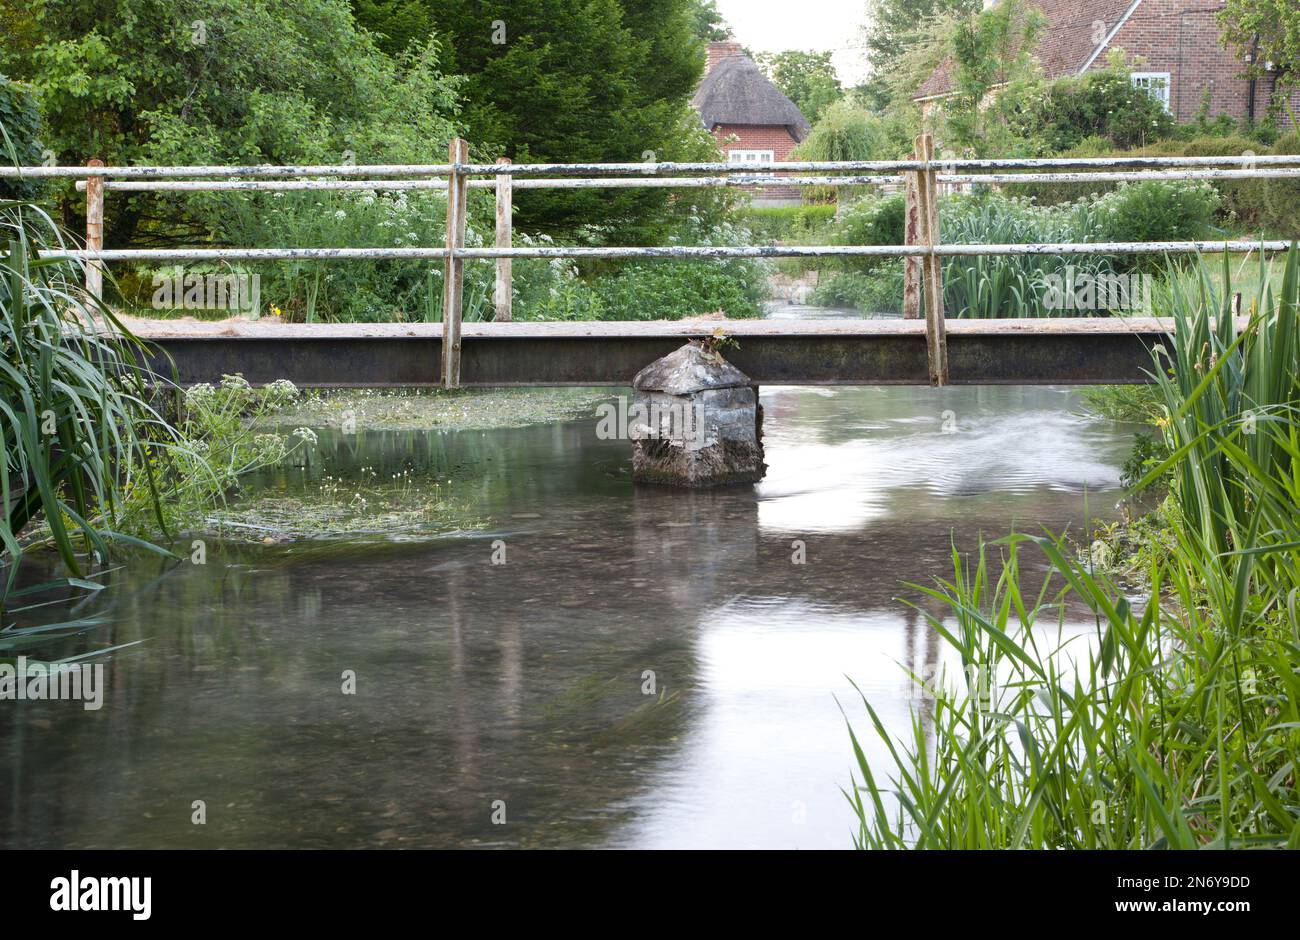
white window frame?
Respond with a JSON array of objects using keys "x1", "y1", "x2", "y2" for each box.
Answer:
[
  {"x1": 728, "y1": 149, "x2": 776, "y2": 180},
  {"x1": 1131, "y1": 72, "x2": 1172, "y2": 112}
]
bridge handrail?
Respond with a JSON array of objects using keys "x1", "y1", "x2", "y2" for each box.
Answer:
[
  {"x1": 4, "y1": 152, "x2": 1300, "y2": 178},
  {"x1": 4, "y1": 137, "x2": 1297, "y2": 388},
  {"x1": 43, "y1": 241, "x2": 1296, "y2": 262}
]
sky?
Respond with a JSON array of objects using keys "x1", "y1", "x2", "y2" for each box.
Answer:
[{"x1": 714, "y1": 0, "x2": 872, "y2": 86}]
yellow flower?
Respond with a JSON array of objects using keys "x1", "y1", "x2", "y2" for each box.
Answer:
[{"x1": 271, "y1": 305, "x2": 283, "y2": 318}]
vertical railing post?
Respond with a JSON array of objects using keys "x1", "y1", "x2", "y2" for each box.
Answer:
[
  {"x1": 903, "y1": 148, "x2": 921, "y2": 321},
  {"x1": 494, "y1": 156, "x2": 513, "y2": 322},
  {"x1": 914, "y1": 134, "x2": 948, "y2": 387},
  {"x1": 442, "y1": 138, "x2": 469, "y2": 388},
  {"x1": 85, "y1": 158, "x2": 105, "y2": 304}
]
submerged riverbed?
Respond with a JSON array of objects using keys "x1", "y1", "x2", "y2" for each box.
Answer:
[{"x1": 0, "y1": 377, "x2": 1136, "y2": 849}]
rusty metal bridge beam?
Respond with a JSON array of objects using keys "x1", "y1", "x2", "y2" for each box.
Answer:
[{"x1": 131, "y1": 319, "x2": 1191, "y2": 389}]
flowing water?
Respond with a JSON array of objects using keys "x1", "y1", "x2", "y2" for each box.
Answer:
[{"x1": 0, "y1": 308, "x2": 1138, "y2": 849}]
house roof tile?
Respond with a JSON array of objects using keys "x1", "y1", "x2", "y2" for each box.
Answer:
[{"x1": 914, "y1": 0, "x2": 1143, "y2": 100}]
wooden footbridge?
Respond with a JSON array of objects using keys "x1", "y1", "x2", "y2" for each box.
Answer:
[{"x1": 6, "y1": 137, "x2": 1296, "y2": 388}]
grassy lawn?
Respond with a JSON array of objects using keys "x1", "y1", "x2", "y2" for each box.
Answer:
[{"x1": 1166, "y1": 248, "x2": 1292, "y2": 306}]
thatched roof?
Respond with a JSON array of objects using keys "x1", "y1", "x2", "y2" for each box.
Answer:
[{"x1": 692, "y1": 53, "x2": 811, "y2": 141}]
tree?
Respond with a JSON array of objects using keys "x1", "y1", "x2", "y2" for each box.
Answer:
[
  {"x1": 351, "y1": 0, "x2": 435, "y2": 56},
  {"x1": 686, "y1": 0, "x2": 729, "y2": 42},
  {"x1": 944, "y1": 0, "x2": 1044, "y2": 156},
  {"x1": 756, "y1": 50, "x2": 843, "y2": 125},
  {"x1": 1219, "y1": 1, "x2": 1300, "y2": 90},
  {"x1": 430, "y1": 0, "x2": 715, "y2": 240},
  {"x1": 860, "y1": 0, "x2": 980, "y2": 108},
  {"x1": 794, "y1": 100, "x2": 900, "y2": 162},
  {"x1": 0, "y1": 0, "x2": 462, "y2": 241},
  {"x1": 0, "y1": 75, "x2": 46, "y2": 200}
]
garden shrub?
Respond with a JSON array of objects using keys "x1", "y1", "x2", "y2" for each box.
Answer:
[
  {"x1": 1262, "y1": 132, "x2": 1300, "y2": 238},
  {"x1": 1087, "y1": 179, "x2": 1220, "y2": 241},
  {"x1": 1017, "y1": 133, "x2": 1290, "y2": 237},
  {"x1": 811, "y1": 270, "x2": 902, "y2": 313},
  {"x1": 1009, "y1": 64, "x2": 1176, "y2": 153},
  {"x1": 820, "y1": 193, "x2": 906, "y2": 273},
  {"x1": 590, "y1": 259, "x2": 765, "y2": 320}
]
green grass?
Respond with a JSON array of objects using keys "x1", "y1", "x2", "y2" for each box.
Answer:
[{"x1": 1167, "y1": 249, "x2": 1289, "y2": 309}]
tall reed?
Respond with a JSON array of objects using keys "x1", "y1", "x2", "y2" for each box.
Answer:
[
  {"x1": 846, "y1": 246, "x2": 1300, "y2": 849},
  {"x1": 1, "y1": 191, "x2": 185, "y2": 640}
]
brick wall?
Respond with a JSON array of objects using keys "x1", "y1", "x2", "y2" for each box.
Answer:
[
  {"x1": 707, "y1": 41, "x2": 743, "y2": 72},
  {"x1": 1263, "y1": 77, "x2": 1300, "y2": 132},
  {"x1": 1092, "y1": 0, "x2": 1282, "y2": 127},
  {"x1": 711, "y1": 123, "x2": 803, "y2": 202}
]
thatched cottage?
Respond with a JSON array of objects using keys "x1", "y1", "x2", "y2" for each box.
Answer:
[{"x1": 693, "y1": 41, "x2": 811, "y2": 206}]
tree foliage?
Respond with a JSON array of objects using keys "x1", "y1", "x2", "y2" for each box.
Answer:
[
  {"x1": 756, "y1": 50, "x2": 842, "y2": 126},
  {"x1": 686, "y1": 0, "x2": 729, "y2": 42},
  {"x1": 794, "y1": 99, "x2": 911, "y2": 162},
  {"x1": 0, "y1": 0, "x2": 462, "y2": 240},
  {"x1": 430, "y1": 0, "x2": 717, "y2": 240},
  {"x1": 944, "y1": 0, "x2": 1044, "y2": 156},
  {"x1": 0, "y1": 75, "x2": 46, "y2": 200},
  {"x1": 861, "y1": 0, "x2": 980, "y2": 108},
  {"x1": 1218, "y1": 0, "x2": 1300, "y2": 90},
  {"x1": 350, "y1": 0, "x2": 435, "y2": 56}
]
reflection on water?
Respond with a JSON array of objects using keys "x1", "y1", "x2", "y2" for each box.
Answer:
[{"x1": 0, "y1": 384, "x2": 1133, "y2": 849}]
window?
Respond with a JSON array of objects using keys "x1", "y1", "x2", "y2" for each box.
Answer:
[
  {"x1": 728, "y1": 149, "x2": 776, "y2": 180},
  {"x1": 1131, "y1": 72, "x2": 1171, "y2": 111}
]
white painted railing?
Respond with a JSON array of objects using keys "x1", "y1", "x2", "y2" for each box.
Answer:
[{"x1": 2, "y1": 138, "x2": 1297, "y2": 388}]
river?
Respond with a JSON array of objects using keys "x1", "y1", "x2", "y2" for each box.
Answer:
[{"x1": 0, "y1": 307, "x2": 1137, "y2": 849}]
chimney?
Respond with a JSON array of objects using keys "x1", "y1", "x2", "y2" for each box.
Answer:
[{"x1": 706, "y1": 41, "x2": 743, "y2": 73}]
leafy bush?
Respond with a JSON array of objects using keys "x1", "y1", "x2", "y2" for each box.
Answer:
[
  {"x1": 513, "y1": 248, "x2": 606, "y2": 322},
  {"x1": 1008, "y1": 62, "x2": 1176, "y2": 153},
  {"x1": 1017, "y1": 133, "x2": 1295, "y2": 238},
  {"x1": 591, "y1": 260, "x2": 765, "y2": 320},
  {"x1": 811, "y1": 270, "x2": 901, "y2": 313},
  {"x1": 738, "y1": 205, "x2": 837, "y2": 244},
  {"x1": 513, "y1": 214, "x2": 768, "y2": 322},
  {"x1": 586, "y1": 212, "x2": 768, "y2": 320},
  {"x1": 823, "y1": 193, "x2": 906, "y2": 274},
  {"x1": 1087, "y1": 180, "x2": 1221, "y2": 272},
  {"x1": 1261, "y1": 132, "x2": 1300, "y2": 237}
]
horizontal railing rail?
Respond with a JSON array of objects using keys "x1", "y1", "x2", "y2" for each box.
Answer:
[
  {"x1": 43, "y1": 241, "x2": 1296, "y2": 262},
  {"x1": 6, "y1": 152, "x2": 1300, "y2": 178},
  {"x1": 4, "y1": 136, "x2": 1297, "y2": 389}
]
